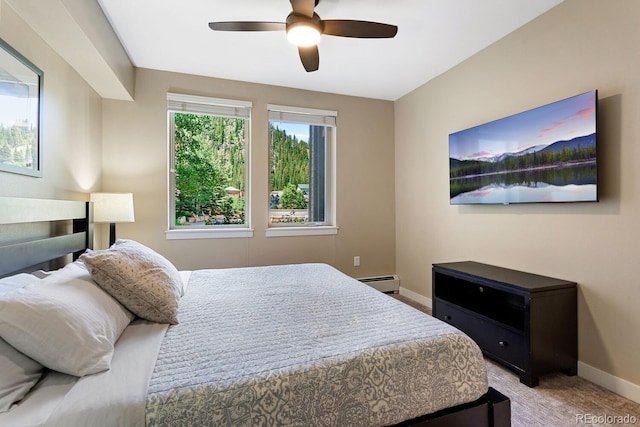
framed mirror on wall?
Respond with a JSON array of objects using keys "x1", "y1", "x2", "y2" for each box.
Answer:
[{"x1": 0, "y1": 37, "x2": 43, "y2": 177}]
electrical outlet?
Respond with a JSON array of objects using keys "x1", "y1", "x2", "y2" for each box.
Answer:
[{"x1": 354, "y1": 256, "x2": 360, "y2": 267}]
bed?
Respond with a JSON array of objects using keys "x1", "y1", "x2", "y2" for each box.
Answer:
[{"x1": 0, "y1": 197, "x2": 510, "y2": 426}]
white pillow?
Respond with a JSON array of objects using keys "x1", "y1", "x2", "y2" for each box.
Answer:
[
  {"x1": 0, "y1": 338, "x2": 43, "y2": 413},
  {"x1": 81, "y1": 239, "x2": 183, "y2": 324},
  {"x1": 0, "y1": 263, "x2": 134, "y2": 377},
  {"x1": 0, "y1": 273, "x2": 40, "y2": 295}
]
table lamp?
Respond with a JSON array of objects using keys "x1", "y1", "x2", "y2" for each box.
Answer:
[{"x1": 90, "y1": 193, "x2": 135, "y2": 247}]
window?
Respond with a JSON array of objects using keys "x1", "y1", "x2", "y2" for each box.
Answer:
[
  {"x1": 267, "y1": 104, "x2": 337, "y2": 236},
  {"x1": 167, "y1": 93, "x2": 252, "y2": 239}
]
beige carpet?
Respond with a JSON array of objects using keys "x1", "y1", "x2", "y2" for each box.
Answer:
[{"x1": 391, "y1": 294, "x2": 640, "y2": 427}]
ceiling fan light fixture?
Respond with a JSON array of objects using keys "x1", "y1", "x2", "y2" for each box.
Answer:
[
  {"x1": 286, "y1": 22, "x2": 321, "y2": 47},
  {"x1": 208, "y1": 4, "x2": 398, "y2": 72},
  {"x1": 285, "y1": 13, "x2": 322, "y2": 47}
]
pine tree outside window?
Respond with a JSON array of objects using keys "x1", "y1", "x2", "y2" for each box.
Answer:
[
  {"x1": 267, "y1": 104, "x2": 337, "y2": 236},
  {"x1": 167, "y1": 93, "x2": 252, "y2": 239}
]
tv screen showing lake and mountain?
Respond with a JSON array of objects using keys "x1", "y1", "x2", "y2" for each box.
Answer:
[{"x1": 449, "y1": 90, "x2": 598, "y2": 205}]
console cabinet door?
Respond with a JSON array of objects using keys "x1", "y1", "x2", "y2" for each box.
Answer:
[{"x1": 434, "y1": 299, "x2": 524, "y2": 369}]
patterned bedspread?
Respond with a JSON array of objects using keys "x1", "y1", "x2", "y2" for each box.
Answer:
[{"x1": 145, "y1": 264, "x2": 488, "y2": 427}]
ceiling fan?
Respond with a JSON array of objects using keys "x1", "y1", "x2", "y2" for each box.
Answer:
[{"x1": 208, "y1": 0, "x2": 398, "y2": 72}]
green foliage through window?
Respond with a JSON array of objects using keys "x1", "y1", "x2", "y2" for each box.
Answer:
[
  {"x1": 280, "y1": 183, "x2": 306, "y2": 209},
  {"x1": 268, "y1": 117, "x2": 331, "y2": 226},
  {"x1": 269, "y1": 125, "x2": 310, "y2": 192},
  {"x1": 0, "y1": 125, "x2": 37, "y2": 168},
  {"x1": 173, "y1": 112, "x2": 246, "y2": 226}
]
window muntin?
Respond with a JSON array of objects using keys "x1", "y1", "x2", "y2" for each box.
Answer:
[
  {"x1": 168, "y1": 93, "x2": 251, "y2": 231},
  {"x1": 268, "y1": 105, "x2": 336, "y2": 228}
]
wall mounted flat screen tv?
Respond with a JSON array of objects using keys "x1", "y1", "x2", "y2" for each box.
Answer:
[{"x1": 449, "y1": 90, "x2": 598, "y2": 205}]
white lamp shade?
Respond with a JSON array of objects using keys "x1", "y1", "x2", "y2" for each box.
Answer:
[{"x1": 90, "y1": 193, "x2": 135, "y2": 223}]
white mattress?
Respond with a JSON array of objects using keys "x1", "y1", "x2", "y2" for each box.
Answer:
[{"x1": 0, "y1": 319, "x2": 168, "y2": 427}]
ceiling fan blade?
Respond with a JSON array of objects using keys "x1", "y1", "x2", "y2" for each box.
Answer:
[
  {"x1": 208, "y1": 21, "x2": 286, "y2": 32},
  {"x1": 298, "y1": 45, "x2": 319, "y2": 72},
  {"x1": 290, "y1": 0, "x2": 316, "y2": 18},
  {"x1": 322, "y1": 20, "x2": 398, "y2": 38}
]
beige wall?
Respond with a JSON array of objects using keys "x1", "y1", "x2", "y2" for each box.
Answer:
[
  {"x1": 3, "y1": 0, "x2": 638, "y2": 400},
  {"x1": 102, "y1": 68, "x2": 395, "y2": 277},
  {"x1": 395, "y1": 0, "x2": 640, "y2": 388},
  {"x1": 0, "y1": 1, "x2": 102, "y2": 200}
]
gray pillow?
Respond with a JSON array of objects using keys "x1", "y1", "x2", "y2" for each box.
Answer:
[
  {"x1": 0, "y1": 338, "x2": 43, "y2": 413},
  {"x1": 80, "y1": 240, "x2": 183, "y2": 324}
]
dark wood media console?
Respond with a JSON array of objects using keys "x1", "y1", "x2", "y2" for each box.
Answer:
[{"x1": 432, "y1": 261, "x2": 577, "y2": 387}]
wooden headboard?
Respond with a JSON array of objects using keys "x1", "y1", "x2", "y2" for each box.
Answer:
[{"x1": 0, "y1": 197, "x2": 93, "y2": 278}]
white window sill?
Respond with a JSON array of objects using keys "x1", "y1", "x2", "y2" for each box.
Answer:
[
  {"x1": 265, "y1": 226, "x2": 338, "y2": 238},
  {"x1": 166, "y1": 228, "x2": 254, "y2": 240}
]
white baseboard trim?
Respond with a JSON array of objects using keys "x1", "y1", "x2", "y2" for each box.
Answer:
[
  {"x1": 396, "y1": 290, "x2": 640, "y2": 405},
  {"x1": 398, "y1": 287, "x2": 432, "y2": 309},
  {"x1": 578, "y1": 361, "x2": 640, "y2": 404}
]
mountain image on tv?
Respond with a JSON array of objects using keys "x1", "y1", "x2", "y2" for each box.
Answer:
[{"x1": 449, "y1": 91, "x2": 598, "y2": 205}]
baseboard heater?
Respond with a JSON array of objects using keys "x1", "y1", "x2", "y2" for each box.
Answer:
[{"x1": 357, "y1": 274, "x2": 400, "y2": 293}]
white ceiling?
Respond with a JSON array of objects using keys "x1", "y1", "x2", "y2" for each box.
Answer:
[{"x1": 97, "y1": 0, "x2": 563, "y2": 101}]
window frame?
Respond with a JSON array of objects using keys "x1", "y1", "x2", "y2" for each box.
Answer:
[
  {"x1": 166, "y1": 93, "x2": 253, "y2": 240},
  {"x1": 266, "y1": 104, "x2": 337, "y2": 237}
]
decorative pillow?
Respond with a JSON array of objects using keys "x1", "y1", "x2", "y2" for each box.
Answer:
[
  {"x1": 0, "y1": 264, "x2": 134, "y2": 377},
  {"x1": 80, "y1": 239, "x2": 183, "y2": 324},
  {"x1": 0, "y1": 338, "x2": 43, "y2": 413}
]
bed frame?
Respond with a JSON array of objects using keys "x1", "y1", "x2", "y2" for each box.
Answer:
[
  {"x1": 0, "y1": 196, "x2": 510, "y2": 426},
  {"x1": 0, "y1": 197, "x2": 92, "y2": 278},
  {"x1": 395, "y1": 387, "x2": 510, "y2": 427}
]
